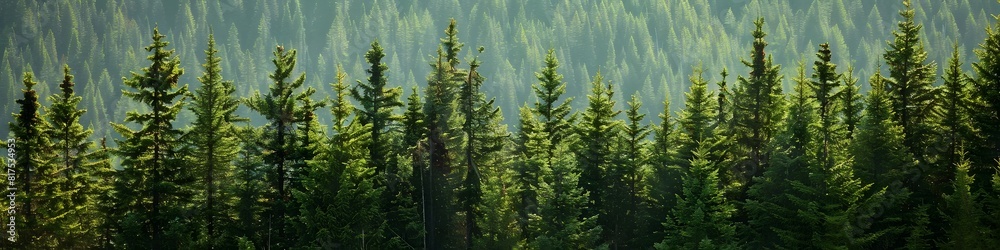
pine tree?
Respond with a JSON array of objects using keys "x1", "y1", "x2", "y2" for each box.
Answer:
[
  {"x1": 187, "y1": 33, "x2": 242, "y2": 248},
  {"x1": 577, "y1": 71, "x2": 621, "y2": 232},
  {"x1": 940, "y1": 151, "x2": 987, "y2": 249},
  {"x1": 604, "y1": 94, "x2": 653, "y2": 249},
  {"x1": 244, "y1": 44, "x2": 313, "y2": 249},
  {"x1": 110, "y1": 27, "x2": 194, "y2": 249},
  {"x1": 352, "y1": 40, "x2": 403, "y2": 177},
  {"x1": 648, "y1": 91, "x2": 678, "y2": 244},
  {"x1": 422, "y1": 45, "x2": 464, "y2": 249},
  {"x1": 851, "y1": 69, "x2": 918, "y2": 249},
  {"x1": 810, "y1": 43, "x2": 842, "y2": 170},
  {"x1": 971, "y1": 11, "x2": 1000, "y2": 188},
  {"x1": 527, "y1": 128, "x2": 604, "y2": 249},
  {"x1": 840, "y1": 67, "x2": 863, "y2": 141},
  {"x1": 42, "y1": 65, "x2": 103, "y2": 248},
  {"x1": 883, "y1": 0, "x2": 939, "y2": 161},
  {"x1": 676, "y1": 66, "x2": 717, "y2": 165},
  {"x1": 295, "y1": 65, "x2": 389, "y2": 248},
  {"x1": 400, "y1": 87, "x2": 428, "y2": 248},
  {"x1": 934, "y1": 44, "x2": 973, "y2": 196},
  {"x1": 656, "y1": 144, "x2": 738, "y2": 250},
  {"x1": 9, "y1": 70, "x2": 53, "y2": 247},
  {"x1": 731, "y1": 17, "x2": 785, "y2": 190}
]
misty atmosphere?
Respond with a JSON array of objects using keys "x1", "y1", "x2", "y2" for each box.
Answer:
[{"x1": 2, "y1": 0, "x2": 1000, "y2": 249}]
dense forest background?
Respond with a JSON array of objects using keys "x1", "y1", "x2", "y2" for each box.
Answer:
[
  {"x1": 3, "y1": 0, "x2": 1000, "y2": 134},
  {"x1": 2, "y1": 0, "x2": 1000, "y2": 249}
]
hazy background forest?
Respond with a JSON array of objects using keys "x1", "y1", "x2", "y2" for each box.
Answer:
[
  {"x1": 2, "y1": 0, "x2": 999, "y2": 135},
  {"x1": 3, "y1": 0, "x2": 1000, "y2": 249}
]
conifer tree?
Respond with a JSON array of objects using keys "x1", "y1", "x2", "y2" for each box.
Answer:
[
  {"x1": 42, "y1": 65, "x2": 101, "y2": 248},
  {"x1": 111, "y1": 27, "x2": 194, "y2": 249},
  {"x1": 934, "y1": 44, "x2": 973, "y2": 194},
  {"x1": 295, "y1": 65, "x2": 389, "y2": 248},
  {"x1": 422, "y1": 46, "x2": 463, "y2": 249},
  {"x1": 9, "y1": 71, "x2": 52, "y2": 247},
  {"x1": 604, "y1": 94, "x2": 653, "y2": 249},
  {"x1": 93, "y1": 138, "x2": 117, "y2": 249},
  {"x1": 527, "y1": 128, "x2": 604, "y2": 249},
  {"x1": 883, "y1": 0, "x2": 940, "y2": 160},
  {"x1": 676, "y1": 67, "x2": 717, "y2": 165},
  {"x1": 352, "y1": 40, "x2": 403, "y2": 177},
  {"x1": 648, "y1": 91, "x2": 678, "y2": 244},
  {"x1": 187, "y1": 34, "x2": 242, "y2": 248},
  {"x1": 731, "y1": 18, "x2": 785, "y2": 189},
  {"x1": 244, "y1": 44, "x2": 313, "y2": 249},
  {"x1": 840, "y1": 67, "x2": 863, "y2": 141},
  {"x1": 971, "y1": 11, "x2": 1000, "y2": 187},
  {"x1": 577, "y1": 71, "x2": 620, "y2": 229},
  {"x1": 940, "y1": 151, "x2": 987, "y2": 249},
  {"x1": 851, "y1": 69, "x2": 917, "y2": 248},
  {"x1": 656, "y1": 144, "x2": 738, "y2": 250},
  {"x1": 810, "y1": 43, "x2": 842, "y2": 169},
  {"x1": 233, "y1": 126, "x2": 267, "y2": 247}
]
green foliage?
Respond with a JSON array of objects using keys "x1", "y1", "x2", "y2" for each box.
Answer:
[
  {"x1": 731, "y1": 17, "x2": 786, "y2": 188},
  {"x1": 110, "y1": 27, "x2": 194, "y2": 249},
  {"x1": 940, "y1": 151, "x2": 988, "y2": 249},
  {"x1": 187, "y1": 33, "x2": 243, "y2": 248},
  {"x1": 971, "y1": 11, "x2": 1000, "y2": 187},
  {"x1": 576, "y1": 71, "x2": 621, "y2": 228},
  {"x1": 352, "y1": 40, "x2": 403, "y2": 177},
  {"x1": 884, "y1": 0, "x2": 940, "y2": 160},
  {"x1": 657, "y1": 144, "x2": 738, "y2": 250},
  {"x1": 9, "y1": 70, "x2": 53, "y2": 247}
]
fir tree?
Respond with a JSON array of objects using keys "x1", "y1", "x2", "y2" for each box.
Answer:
[
  {"x1": 295, "y1": 65, "x2": 389, "y2": 248},
  {"x1": 851, "y1": 69, "x2": 918, "y2": 249},
  {"x1": 351, "y1": 40, "x2": 403, "y2": 177},
  {"x1": 605, "y1": 94, "x2": 653, "y2": 249},
  {"x1": 810, "y1": 43, "x2": 842, "y2": 170},
  {"x1": 244, "y1": 44, "x2": 313, "y2": 249},
  {"x1": 971, "y1": 11, "x2": 1000, "y2": 188},
  {"x1": 110, "y1": 27, "x2": 194, "y2": 249},
  {"x1": 934, "y1": 44, "x2": 974, "y2": 196},
  {"x1": 527, "y1": 128, "x2": 604, "y2": 249},
  {"x1": 883, "y1": 0, "x2": 940, "y2": 161},
  {"x1": 940, "y1": 151, "x2": 987, "y2": 249},
  {"x1": 840, "y1": 67, "x2": 863, "y2": 141},
  {"x1": 676, "y1": 66, "x2": 717, "y2": 165},
  {"x1": 9, "y1": 70, "x2": 52, "y2": 247},
  {"x1": 577, "y1": 71, "x2": 621, "y2": 231},
  {"x1": 656, "y1": 144, "x2": 738, "y2": 250},
  {"x1": 731, "y1": 17, "x2": 785, "y2": 190},
  {"x1": 648, "y1": 91, "x2": 678, "y2": 244},
  {"x1": 42, "y1": 65, "x2": 101, "y2": 248},
  {"x1": 187, "y1": 33, "x2": 242, "y2": 248}
]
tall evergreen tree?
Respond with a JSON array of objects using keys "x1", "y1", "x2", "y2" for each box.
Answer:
[
  {"x1": 731, "y1": 17, "x2": 785, "y2": 191},
  {"x1": 883, "y1": 0, "x2": 940, "y2": 161},
  {"x1": 934, "y1": 44, "x2": 973, "y2": 195},
  {"x1": 810, "y1": 43, "x2": 842, "y2": 169},
  {"x1": 187, "y1": 33, "x2": 242, "y2": 248},
  {"x1": 295, "y1": 65, "x2": 390, "y2": 248},
  {"x1": 648, "y1": 91, "x2": 678, "y2": 245},
  {"x1": 352, "y1": 40, "x2": 403, "y2": 177},
  {"x1": 656, "y1": 144, "x2": 738, "y2": 250},
  {"x1": 940, "y1": 151, "x2": 987, "y2": 249},
  {"x1": 840, "y1": 67, "x2": 863, "y2": 141},
  {"x1": 110, "y1": 27, "x2": 194, "y2": 249},
  {"x1": 676, "y1": 67, "x2": 717, "y2": 165},
  {"x1": 8, "y1": 70, "x2": 52, "y2": 247},
  {"x1": 577, "y1": 71, "x2": 620, "y2": 233},
  {"x1": 42, "y1": 65, "x2": 102, "y2": 248},
  {"x1": 851, "y1": 69, "x2": 918, "y2": 249},
  {"x1": 421, "y1": 44, "x2": 464, "y2": 249},
  {"x1": 604, "y1": 94, "x2": 653, "y2": 249},
  {"x1": 971, "y1": 10, "x2": 1000, "y2": 189},
  {"x1": 526, "y1": 127, "x2": 604, "y2": 249},
  {"x1": 244, "y1": 44, "x2": 313, "y2": 249}
]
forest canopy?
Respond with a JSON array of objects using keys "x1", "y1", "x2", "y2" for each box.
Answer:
[{"x1": 2, "y1": 0, "x2": 1000, "y2": 249}]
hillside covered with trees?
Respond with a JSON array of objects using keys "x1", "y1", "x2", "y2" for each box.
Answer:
[{"x1": 2, "y1": 0, "x2": 1000, "y2": 249}]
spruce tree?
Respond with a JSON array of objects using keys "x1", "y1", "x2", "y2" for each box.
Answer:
[
  {"x1": 111, "y1": 27, "x2": 194, "y2": 249},
  {"x1": 940, "y1": 151, "x2": 987, "y2": 249},
  {"x1": 810, "y1": 43, "x2": 842, "y2": 170},
  {"x1": 527, "y1": 128, "x2": 604, "y2": 249},
  {"x1": 352, "y1": 40, "x2": 403, "y2": 177},
  {"x1": 9, "y1": 71, "x2": 52, "y2": 247},
  {"x1": 883, "y1": 0, "x2": 939, "y2": 161},
  {"x1": 676, "y1": 67, "x2": 717, "y2": 165},
  {"x1": 851, "y1": 69, "x2": 918, "y2": 248},
  {"x1": 934, "y1": 44, "x2": 973, "y2": 195},
  {"x1": 577, "y1": 71, "x2": 620, "y2": 233},
  {"x1": 244, "y1": 44, "x2": 313, "y2": 249},
  {"x1": 731, "y1": 18, "x2": 785, "y2": 190},
  {"x1": 971, "y1": 11, "x2": 1000, "y2": 188},
  {"x1": 295, "y1": 65, "x2": 389, "y2": 248},
  {"x1": 233, "y1": 126, "x2": 267, "y2": 247},
  {"x1": 840, "y1": 67, "x2": 863, "y2": 141},
  {"x1": 422, "y1": 46, "x2": 463, "y2": 249},
  {"x1": 604, "y1": 94, "x2": 653, "y2": 249},
  {"x1": 187, "y1": 34, "x2": 242, "y2": 248},
  {"x1": 656, "y1": 144, "x2": 738, "y2": 250},
  {"x1": 42, "y1": 65, "x2": 102, "y2": 248},
  {"x1": 648, "y1": 91, "x2": 678, "y2": 244}
]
